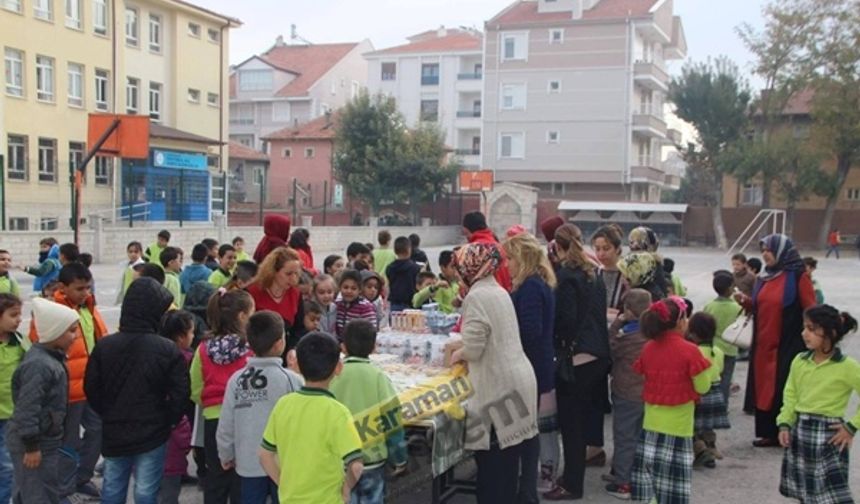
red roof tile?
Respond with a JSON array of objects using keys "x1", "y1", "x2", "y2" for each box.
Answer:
[
  {"x1": 263, "y1": 112, "x2": 340, "y2": 141},
  {"x1": 229, "y1": 142, "x2": 268, "y2": 161},
  {"x1": 491, "y1": 0, "x2": 659, "y2": 26},
  {"x1": 260, "y1": 43, "x2": 359, "y2": 97},
  {"x1": 582, "y1": 0, "x2": 659, "y2": 19},
  {"x1": 783, "y1": 89, "x2": 814, "y2": 115},
  {"x1": 368, "y1": 31, "x2": 482, "y2": 56}
]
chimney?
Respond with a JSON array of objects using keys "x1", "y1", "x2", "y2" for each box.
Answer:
[
  {"x1": 275, "y1": 35, "x2": 286, "y2": 47},
  {"x1": 437, "y1": 25, "x2": 447, "y2": 37},
  {"x1": 571, "y1": 0, "x2": 583, "y2": 19}
]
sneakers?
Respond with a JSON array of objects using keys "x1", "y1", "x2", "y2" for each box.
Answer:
[
  {"x1": 605, "y1": 483, "x2": 632, "y2": 500},
  {"x1": 76, "y1": 481, "x2": 101, "y2": 499}
]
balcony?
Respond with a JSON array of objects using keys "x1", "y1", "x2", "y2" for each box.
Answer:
[
  {"x1": 421, "y1": 75, "x2": 439, "y2": 86},
  {"x1": 229, "y1": 118, "x2": 254, "y2": 126},
  {"x1": 666, "y1": 128, "x2": 683, "y2": 145},
  {"x1": 454, "y1": 148, "x2": 480, "y2": 156},
  {"x1": 457, "y1": 72, "x2": 482, "y2": 80},
  {"x1": 456, "y1": 110, "x2": 481, "y2": 118},
  {"x1": 454, "y1": 148, "x2": 481, "y2": 167},
  {"x1": 633, "y1": 61, "x2": 669, "y2": 91},
  {"x1": 632, "y1": 105, "x2": 667, "y2": 138},
  {"x1": 630, "y1": 161, "x2": 665, "y2": 184}
]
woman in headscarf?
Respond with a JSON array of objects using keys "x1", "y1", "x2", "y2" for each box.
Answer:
[
  {"x1": 253, "y1": 215, "x2": 291, "y2": 263},
  {"x1": 449, "y1": 243, "x2": 539, "y2": 504},
  {"x1": 735, "y1": 234, "x2": 816, "y2": 446},
  {"x1": 628, "y1": 226, "x2": 669, "y2": 296},
  {"x1": 618, "y1": 252, "x2": 665, "y2": 301}
]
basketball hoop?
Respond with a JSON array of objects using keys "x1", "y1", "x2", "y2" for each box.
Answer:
[{"x1": 459, "y1": 170, "x2": 494, "y2": 193}]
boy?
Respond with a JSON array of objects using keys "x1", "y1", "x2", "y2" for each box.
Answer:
[
  {"x1": 730, "y1": 253, "x2": 756, "y2": 297},
  {"x1": 330, "y1": 320, "x2": 407, "y2": 502},
  {"x1": 231, "y1": 261, "x2": 258, "y2": 290},
  {"x1": 303, "y1": 300, "x2": 324, "y2": 334},
  {"x1": 218, "y1": 311, "x2": 303, "y2": 502},
  {"x1": 144, "y1": 230, "x2": 171, "y2": 265},
  {"x1": 409, "y1": 233, "x2": 430, "y2": 272},
  {"x1": 703, "y1": 271, "x2": 742, "y2": 405},
  {"x1": 181, "y1": 243, "x2": 213, "y2": 294},
  {"x1": 233, "y1": 237, "x2": 252, "y2": 263},
  {"x1": 116, "y1": 241, "x2": 144, "y2": 304},
  {"x1": 663, "y1": 258, "x2": 686, "y2": 297},
  {"x1": 258, "y1": 332, "x2": 363, "y2": 504},
  {"x1": 208, "y1": 244, "x2": 237, "y2": 288},
  {"x1": 415, "y1": 250, "x2": 459, "y2": 314},
  {"x1": 8, "y1": 298, "x2": 79, "y2": 504},
  {"x1": 803, "y1": 257, "x2": 824, "y2": 304},
  {"x1": 0, "y1": 250, "x2": 20, "y2": 297},
  {"x1": 411, "y1": 272, "x2": 438, "y2": 308},
  {"x1": 202, "y1": 238, "x2": 220, "y2": 271},
  {"x1": 21, "y1": 238, "x2": 61, "y2": 293},
  {"x1": 30, "y1": 263, "x2": 108, "y2": 500},
  {"x1": 161, "y1": 246, "x2": 185, "y2": 306},
  {"x1": 346, "y1": 242, "x2": 372, "y2": 269},
  {"x1": 385, "y1": 237, "x2": 421, "y2": 313},
  {"x1": 336, "y1": 270, "x2": 378, "y2": 339},
  {"x1": 372, "y1": 231, "x2": 396, "y2": 283},
  {"x1": 605, "y1": 289, "x2": 651, "y2": 500}
]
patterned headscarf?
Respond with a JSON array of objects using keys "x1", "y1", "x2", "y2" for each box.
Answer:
[
  {"x1": 754, "y1": 234, "x2": 805, "y2": 308},
  {"x1": 618, "y1": 252, "x2": 658, "y2": 288},
  {"x1": 628, "y1": 226, "x2": 659, "y2": 253},
  {"x1": 454, "y1": 243, "x2": 501, "y2": 287}
]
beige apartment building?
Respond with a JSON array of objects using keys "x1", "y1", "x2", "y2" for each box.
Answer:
[
  {"x1": 1, "y1": 0, "x2": 238, "y2": 230},
  {"x1": 482, "y1": 0, "x2": 686, "y2": 202}
]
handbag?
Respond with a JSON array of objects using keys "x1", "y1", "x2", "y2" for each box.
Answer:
[{"x1": 722, "y1": 310, "x2": 754, "y2": 349}]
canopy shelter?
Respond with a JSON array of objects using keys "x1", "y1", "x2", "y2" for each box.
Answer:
[{"x1": 557, "y1": 201, "x2": 688, "y2": 246}]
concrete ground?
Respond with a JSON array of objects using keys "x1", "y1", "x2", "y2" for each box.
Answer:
[{"x1": 11, "y1": 245, "x2": 860, "y2": 503}]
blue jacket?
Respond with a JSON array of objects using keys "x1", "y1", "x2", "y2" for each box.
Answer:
[
  {"x1": 180, "y1": 263, "x2": 213, "y2": 294},
  {"x1": 33, "y1": 245, "x2": 61, "y2": 293},
  {"x1": 511, "y1": 275, "x2": 556, "y2": 394}
]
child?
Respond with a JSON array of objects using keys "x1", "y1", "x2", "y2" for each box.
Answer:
[
  {"x1": 604, "y1": 289, "x2": 651, "y2": 499},
  {"x1": 731, "y1": 253, "x2": 756, "y2": 297},
  {"x1": 41, "y1": 280, "x2": 60, "y2": 300},
  {"x1": 372, "y1": 230, "x2": 396, "y2": 282},
  {"x1": 411, "y1": 271, "x2": 437, "y2": 308},
  {"x1": 409, "y1": 233, "x2": 431, "y2": 272},
  {"x1": 385, "y1": 236, "x2": 421, "y2": 313},
  {"x1": 313, "y1": 274, "x2": 337, "y2": 335},
  {"x1": 20, "y1": 240, "x2": 66, "y2": 289},
  {"x1": 138, "y1": 262, "x2": 165, "y2": 285},
  {"x1": 218, "y1": 311, "x2": 303, "y2": 502},
  {"x1": 335, "y1": 270, "x2": 377, "y2": 339},
  {"x1": 190, "y1": 289, "x2": 255, "y2": 503},
  {"x1": 412, "y1": 250, "x2": 459, "y2": 314},
  {"x1": 298, "y1": 270, "x2": 314, "y2": 302},
  {"x1": 227, "y1": 260, "x2": 258, "y2": 291},
  {"x1": 330, "y1": 320, "x2": 407, "y2": 502},
  {"x1": 8, "y1": 298, "x2": 79, "y2": 504},
  {"x1": 303, "y1": 300, "x2": 323, "y2": 334},
  {"x1": 324, "y1": 254, "x2": 346, "y2": 278},
  {"x1": 181, "y1": 243, "x2": 214, "y2": 294},
  {"x1": 631, "y1": 297, "x2": 712, "y2": 504},
  {"x1": 0, "y1": 294, "x2": 26, "y2": 504},
  {"x1": 116, "y1": 241, "x2": 144, "y2": 304},
  {"x1": 144, "y1": 229, "x2": 171, "y2": 265},
  {"x1": 746, "y1": 257, "x2": 762, "y2": 276},
  {"x1": 232, "y1": 237, "x2": 251, "y2": 263},
  {"x1": 202, "y1": 238, "x2": 220, "y2": 271},
  {"x1": 663, "y1": 258, "x2": 686, "y2": 297},
  {"x1": 183, "y1": 281, "x2": 215, "y2": 349},
  {"x1": 158, "y1": 310, "x2": 196, "y2": 504},
  {"x1": 703, "y1": 271, "x2": 742, "y2": 404},
  {"x1": 161, "y1": 246, "x2": 185, "y2": 307},
  {"x1": 209, "y1": 244, "x2": 237, "y2": 288},
  {"x1": 803, "y1": 257, "x2": 825, "y2": 304},
  {"x1": 361, "y1": 270, "x2": 387, "y2": 328},
  {"x1": 0, "y1": 250, "x2": 20, "y2": 297},
  {"x1": 346, "y1": 242, "x2": 372, "y2": 269},
  {"x1": 258, "y1": 332, "x2": 363, "y2": 504},
  {"x1": 687, "y1": 312, "x2": 729, "y2": 468},
  {"x1": 778, "y1": 305, "x2": 859, "y2": 503}
]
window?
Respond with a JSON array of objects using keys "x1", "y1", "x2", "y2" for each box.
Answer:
[
  {"x1": 67, "y1": 63, "x2": 84, "y2": 107},
  {"x1": 8, "y1": 218, "x2": 28, "y2": 231},
  {"x1": 207, "y1": 28, "x2": 219, "y2": 43},
  {"x1": 40, "y1": 218, "x2": 58, "y2": 231},
  {"x1": 126, "y1": 77, "x2": 139, "y2": 113},
  {"x1": 35, "y1": 55, "x2": 54, "y2": 102},
  {"x1": 2, "y1": 0, "x2": 21, "y2": 13},
  {"x1": 281, "y1": 148, "x2": 292, "y2": 159},
  {"x1": 187, "y1": 22, "x2": 200, "y2": 37},
  {"x1": 502, "y1": 33, "x2": 528, "y2": 61},
  {"x1": 548, "y1": 80, "x2": 561, "y2": 93},
  {"x1": 252, "y1": 166, "x2": 263, "y2": 185},
  {"x1": 547, "y1": 131, "x2": 560, "y2": 144},
  {"x1": 272, "y1": 101, "x2": 290, "y2": 122},
  {"x1": 381, "y1": 62, "x2": 396, "y2": 81},
  {"x1": 847, "y1": 188, "x2": 860, "y2": 201},
  {"x1": 6, "y1": 134, "x2": 27, "y2": 180},
  {"x1": 95, "y1": 69, "x2": 109, "y2": 110},
  {"x1": 187, "y1": 88, "x2": 200, "y2": 103},
  {"x1": 499, "y1": 132, "x2": 525, "y2": 159},
  {"x1": 33, "y1": 0, "x2": 52, "y2": 20},
  {"x1": 65, "y1": 0, "x2": 81, "y2": 29},
  {"x1": 4, "y1": 48, "x2": 24, "y2": 97},
  {"x1": 420, "y1": 99, "x2": 439, "y2": 122},
  {"x1": 421, "y1": 63, "x2": 439, "y2": 86},
  {"x1": 149, "y1": 82, "x2": 162, "y2": 121},
  {"x1": 304, "y1": 148, "x2": 315, "y2": 159},
  {"x1": 149, "y1": 14, "x2": 161, "y2": 52},
  {"x1": 239, "y1": 70, "x2": 272, "y2": 91},
  {"x1": 230, "y1": 103, "x2": 253, "y2": 125},
  {"x1": 351, "y1": 80, "x2": 360, "y2": 99},
  {"x1": 38, "y1": 138, "x2": 57, "y2": 182},
  {"x1": 550, "y1": 29, "x2": 564, "y2": 44},
  {"x1": 94, "y1": 156, "x2": 111, "y2": 185},
  {"x1": 92, "y1": 0, "x2": 107, "y2": 35},
  {"x1": 125, "y1": 8, "x2": 138, "y2": 46},
  {"x1": 69, "y1": 142, "x2": 84, "y2": 179},
  {"x1": 207, "y1": 92, "x2": 219, "y2": 107},
  {"x1": 740, "y1": 183, "x2": 763, "y2": 206},
  {"x1": 500, "y1": 83, "x2": 526, "y2": 110}
]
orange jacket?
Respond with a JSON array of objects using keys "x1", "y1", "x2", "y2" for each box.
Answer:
[{"x1": 29, "y1": 291, "x2": 109, "y2": 403}]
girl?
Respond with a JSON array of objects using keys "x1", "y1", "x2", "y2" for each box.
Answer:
[
  {"x1": 335, "y1": 270, "x2": 377, "y2": 339},
  {"x1": 313, "y1": 274, "x2": 337, "y2": 335},
  {"x1": 778, "y1": 305, "x2": 860, "y2": 503},
  {"x1": 190, "y1": 289, "x2": 255, "y2": 504},
  {"x1": 631, "y1": 297, "x2": 712, "y2": 504},
  {"x1": 361, "y1": 270, "x2": 387, "y2": 329},
  {"x1": 323, "y1": 254, "x2": 345, "y2": 278},
  {"x1": 159, "y1": 310, "x2": 196, "y2": 504},
  {"x1": 297, "y1": 270, "x2": 314, "y2": 302},
  {"x1": 591, "y1": 225, "x2": 628, "y2": 312},
  {"x1": 687, "y1": 312, "x2": 730, "y2": 469},
  {"x1": 0, "y1": 294, "x2": 25, "y2": 504}
]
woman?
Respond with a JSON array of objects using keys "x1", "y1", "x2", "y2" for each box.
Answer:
[
  {"x1": 545, "y1": 224, "x2": 610, "y2": 501},
  {"x1": 737, "y1": 234, "x2": 816, "y2": 446},
  {"x1": 246, "y1": 247, "x2": 304, "y2": 348},
  {"x1": 503, "y1": 233, "x2": 558, "y2": 498},
  {"x1": 627, "y1": 226, "x2": 668, "y2": 298},
  {"x1": 592, "y1": 225, "x2": 628, "y2": 312},
  {"x1": 618, "y1": 252, "x2": 664, "y2": 301},
  {"x1": 253, "y1": 214, "x2": 291, "y2": 263},
  {"x1": 288, "y1": 228, "x2": 316, "y2": 274},
  {"x1": 450, "y1": 243, "x2": 538, "y2": 504}
]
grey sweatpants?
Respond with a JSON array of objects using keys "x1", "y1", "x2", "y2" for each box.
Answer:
[
  {"x1": 610, "y1": 394, "x2": 644, "y2": 485},
  {"x1": 11, "y1": 447, "x2": 60, "y2": 504}
]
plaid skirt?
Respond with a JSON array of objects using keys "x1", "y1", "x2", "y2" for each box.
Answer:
[
  {"x1": 631, "y1": 430, "x2": 693, "y2": 504},
  {"x1": 694, "y1": 385, "x2": 730, "y2": 432},
  {"x1": 780, "y1": 414, "x2": 854, "y2": 504}
]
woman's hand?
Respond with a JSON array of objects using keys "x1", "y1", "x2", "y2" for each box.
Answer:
[
  {"x1": 449, "y1": 348, "x2": 464, "y2": 365},
  {"x1": 778, "y1": 429, "x2": 791, "y2": 448},
  {"x1": 23, "y1": 451, "x2": 41, "y2": 469},
  {"x1": 828, "y1": 423, "x2": 855, "y2": 452}
]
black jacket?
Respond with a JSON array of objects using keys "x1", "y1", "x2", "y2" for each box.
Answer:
[
  {"x1": 84, "y1": 277, "x2": 190, "y2": 457},
  {"x1": 8, "y1": 345, "x2": 68, "y2": 452},
  {"x1": 386, "y1": 258, "x2": 422, "y2": 306},
  {"x1": 554, "y1": 265, "x2": 610, "y2": 360}
]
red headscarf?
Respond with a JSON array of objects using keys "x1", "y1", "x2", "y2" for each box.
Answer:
[{"x1": 253, "y1": 215, "x2": 291, "y2": 263}]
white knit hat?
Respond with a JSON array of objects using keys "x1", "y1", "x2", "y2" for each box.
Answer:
[{"x1": 33, "y1": 298, "x2": 80, "y2": 344}]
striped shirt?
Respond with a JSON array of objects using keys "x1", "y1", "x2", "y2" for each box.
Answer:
[{"x1": 335, "y1": 298, "x2": 377, "y2": 339}]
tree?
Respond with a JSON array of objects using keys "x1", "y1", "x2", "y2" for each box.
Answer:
[
  {"x1": 397, "y1": 124, "x2": 460, "y2": 223},
  {"x1": 669, "y1": 57, "x2": 751, "y2": 249}
]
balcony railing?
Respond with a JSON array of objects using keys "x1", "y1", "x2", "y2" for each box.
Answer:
[
  {"x1": 421, "y1": 75, "x2": 439, "y2": 86},
  {"x1": 457, "y1": 72, "x2": 482, "y2": 80},
  {"x1": 636, "y1": 155, "x2": 659, "y2": 167},
  {"x1": 454, "y1": 148, "x2": 481, "y2": 156},
  {"x1": 229, "y1": 118, "x2": 254, "y2": 125},
  {"x1": 456, "y1": 110, "x2": 481, "y2": 118},
  {"x1": 637, "y1": 103, "x2": 664, "y2": 119}
]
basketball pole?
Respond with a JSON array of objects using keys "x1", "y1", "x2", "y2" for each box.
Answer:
[{"x1": 75, "y1": 118, "x2": 121, "y2": 246}]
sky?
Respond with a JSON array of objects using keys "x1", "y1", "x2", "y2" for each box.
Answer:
[{"x1": 194, "y1": 0, "x2": 768, "y2": 86}]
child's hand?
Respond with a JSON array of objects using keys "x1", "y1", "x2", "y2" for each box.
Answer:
[
  {"x1": 342, "y1": 482, "x2": 351, "y2": 503},
  {"x1": 23, "y1": 450, "x2": 41, "y2": 469},
  {"x1": 828, "y1": 423, "x2": 855, "y2": 452},
  {"x1": 778, "y1": 429, "x2": 791, "y2": 448},
  {"x1": 436, "y1": 280, "x2": 449, "y2": 290},
  {"x1": 222, "y1": 460, "x2": 235, "y2": 471},
  {"x1": 286, "y1": 350, "x2": 299, "y2": 372}
]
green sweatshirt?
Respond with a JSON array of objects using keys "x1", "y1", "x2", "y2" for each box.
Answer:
[
  {"x1": 372, "y1": 248, "x2": 397, "y2": 283},
  {"x1": 643, "y1": 370, "x2": 711, "y2": 437},
  {"x1": 0, "y1": 274, "x2": 19, "y2": 298},
  {"x1": 777, "y1": 350, "x2": 860, "y2": 434},
  {"x1": 412, "y1": 279, "x2": 459, "y2": 313},
  {"x1": 164, "y1": 271, "x2": 184, "y2": 307},
  {"x1": 208, "y1": 268, "x2": 232, "y2": 289},
  {"x1": 698, "y1": 344, "x2": 725, "y2": 384},
  {"x1": 703, "y1": 297, "x2": 742, "y2": 357},
  {"x1": 0, "y1": 333, "x2": 26, "y2": 419}
]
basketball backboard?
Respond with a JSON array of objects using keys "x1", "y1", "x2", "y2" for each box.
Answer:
[
  {"x1": 87, "y1": 114, "x2": 150, "y2": 159},
  {"x1": 459, "y1": 170, "x2": 494, "y2": 193}
]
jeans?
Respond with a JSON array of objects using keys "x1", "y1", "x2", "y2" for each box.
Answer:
[
  {"x1": 610, "y1": 395, "x2": 644, "y2": 484},
  {"x1": 349, "y1": 465, "x2": 385, "y2": 504},
  {"x1": 825, "y1": 245, "x2": 840, "y2": 259},
  {"x1": 240, "y1": 476, "x2": 278, "y2": 504},
  {"x1": 59, "y1": 401, "x2": 102, "y2": 497},
  {"x1": 11, "y1": 446, "x2": 60, "y2": 504},
  {"x1": 101, "y1": 443, "x2": 167, "y2": 504},
  {"x1": 720, "y1": 356, "x2": 737, "y2": 407},
  {"x1": 0, "y1": 420, "x2": 12, "y2": 504}
]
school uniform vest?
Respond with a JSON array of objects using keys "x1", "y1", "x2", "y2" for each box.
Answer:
[
  {"x1": 635, "y1": 331, "x2": 710, "y2": 406},
  {"x1": 198, "y1": 344, "x2": 250, "y2": 408}
]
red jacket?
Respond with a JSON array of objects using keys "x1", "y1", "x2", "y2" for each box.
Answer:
[
  {"x1": 198, "y1": 343, "x2": 251, "y2": 408},
  {"x1": 468, "y1": 229, "x2": 513, "y2": 292},
  {"x1": 634, "y1": 331, "x2": 710, "y2": 406},
  {"x1": 828, "y1": 231, "x2": 840, "y2": 247}
]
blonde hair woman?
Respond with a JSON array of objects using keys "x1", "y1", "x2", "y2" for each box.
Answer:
[
  {"x1": 246, "y1": 247, "x2": 304, "y2": 348},
  {"x1": 503, "y1": 233, "x2": 560, "y2": 497}
]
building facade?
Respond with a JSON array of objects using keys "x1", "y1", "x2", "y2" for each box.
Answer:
[
  {"x1": 365, "y1": 27, "x2": 484, "y2": 169},
  {"x1": 228, "y1": 36, "x2": 373, "y2": 152},
  {"x1": 482, "y1": 0, "x2": 686, "y2": 202},
  {"x1": 1, "y1": 0, "x2": 237, "y2": 230}
]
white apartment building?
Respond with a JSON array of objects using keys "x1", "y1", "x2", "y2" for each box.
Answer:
[{"x1": 365, "y1": 27, "x2": 484, "y2": 168}]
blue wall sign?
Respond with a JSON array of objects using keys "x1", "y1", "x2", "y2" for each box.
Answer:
[{"x1": 153, "y1": 149, "x2": 208, "y2": 171}]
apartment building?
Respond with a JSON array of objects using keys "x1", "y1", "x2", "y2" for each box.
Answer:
[
  {"x1": 229, "y1": 36, "x2": 373, "y2": 151},
  {"x1": 365, "y1": 27, "x2": 484, "y2": 168},
  {"x1": 1, "y1": 0, "x2": 238, "y2": 229},
  {"x1": 482, "y1": 0, "x2": 686, "y2": 202}
]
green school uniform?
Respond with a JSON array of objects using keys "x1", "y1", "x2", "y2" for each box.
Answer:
[
  {"x1": 0, "y1": 333, "x2": 26, "y2": 419},
  {"x1": 643, "y1": 370, "x2": 712, "y2": 437},
  {"x1": 412, "y1": 279, "x2": 459, "y2": 313},
  {"x1": 208, "y1": 268, "x2": 232, "y2": 289},
  {"x1": 703, "y1": 297, "x2": 742, "y2": 358},
  {"x1": 0, "y1": 274, "x2": 19, "y2": 298},
  {"x1": 164, "y1": 271, "x2": 184, "y2": 307},
  {"x1": 145, "y1": 243, "x2": 166, "y2": 268}
]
